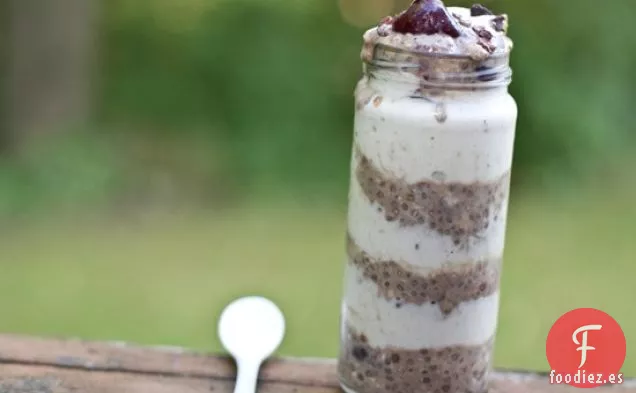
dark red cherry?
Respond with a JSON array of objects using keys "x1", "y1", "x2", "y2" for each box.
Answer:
[{"x1": 392, "y1": 0, "x2": 462, "y2": 38}]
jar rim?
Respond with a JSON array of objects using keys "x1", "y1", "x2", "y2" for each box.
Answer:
[{"x1": 362, "y1": 43, "x2": 513, "y2": 89}]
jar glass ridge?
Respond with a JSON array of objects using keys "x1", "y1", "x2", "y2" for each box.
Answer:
[{"x1": 362, "y1": 43, "x2": 513, "y2": 92}]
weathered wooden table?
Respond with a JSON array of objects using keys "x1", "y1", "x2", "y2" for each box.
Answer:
[{"x1": 0, "y1": 334, "x2": 634, "y2": 393}]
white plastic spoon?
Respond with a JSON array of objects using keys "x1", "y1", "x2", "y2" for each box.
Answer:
[{"x1": 218, "y1": 296, "x2": 286, "y2": 393}]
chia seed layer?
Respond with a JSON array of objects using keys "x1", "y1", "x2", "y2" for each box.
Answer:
[
  {"x1": 339, "y1": 324, "x2": 494, "y2": 393},
  {"x1": 347, "y1": 234, "x2": 500, "y2": 315},
  {"x1": 355, "y1": 148, "x2": 509, "y2": 247}
]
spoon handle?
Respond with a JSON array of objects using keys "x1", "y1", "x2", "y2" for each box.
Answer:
[{"x1": 233, "y1": 359, "x2": 261, "y2": 393}]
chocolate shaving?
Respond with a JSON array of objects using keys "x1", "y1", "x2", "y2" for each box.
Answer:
[
  {"x1": 473, "y1": 26, "x2": 493, "y2": 40},
  {"x1": 491, "y1": 15, "x2": 506, "y2": 32},
  {"x1": 477, "y1": 40, "x2": 496, "y2": 54},
  {"x1": 470, "y1": 4, "x2": 493, "y2": 16}
]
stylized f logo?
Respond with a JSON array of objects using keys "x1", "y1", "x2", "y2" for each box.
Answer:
[{"x1": 572, "y1": 324, "x2": 602, "y2": 368}]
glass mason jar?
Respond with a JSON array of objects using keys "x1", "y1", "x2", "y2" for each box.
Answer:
[{"x1": 337, "y1": 39, "x2": 517, "y2": 393}]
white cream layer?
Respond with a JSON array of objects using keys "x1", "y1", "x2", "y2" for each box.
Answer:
[
  {"x1": 353, "y1": 86, "x2": 517, "y2": 184},
  {"x1": 342, "y1": 264, "x2": 498, "y2": 349}
]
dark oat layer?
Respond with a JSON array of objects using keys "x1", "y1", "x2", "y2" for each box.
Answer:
[
  {"x1": 355, "y1": 148, "x2": 510, "y2": 247},
  {"x1": 339, "y1": 324, "x2": 493, "y2": 393},
  {"x1": 347, "y1": 234, "x2": 500, "y2": 315}
]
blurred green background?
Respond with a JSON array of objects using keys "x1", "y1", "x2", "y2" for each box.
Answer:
[{"x1": 1, "y1": 0, "x2": 635, "y2": 374}]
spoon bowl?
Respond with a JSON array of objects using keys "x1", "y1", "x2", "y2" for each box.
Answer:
[
  {"x1": 218, "y1": 296, "x2": 286, "y2": 360},
  {"x1": 218, "y1": 296, "x2": 286, "y2": 393}
]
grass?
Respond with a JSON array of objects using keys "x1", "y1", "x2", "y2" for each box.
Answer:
[{"x1": 0, "y1": 182, "x2": 634, "y2": 375}]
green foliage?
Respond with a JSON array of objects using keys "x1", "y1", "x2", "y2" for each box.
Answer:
[
  {"x1": 505, "y1": 0, "x2": 636, "y2": 186},
  {"x1": 97, "y1": 0, "x2": 635, "y2": 196},
  {"x1": 0, "y1": 133, "x2": 120, "y2": 217},
  {"x1": 99, "y1": 0, "x2": 359, "y2": 195}
]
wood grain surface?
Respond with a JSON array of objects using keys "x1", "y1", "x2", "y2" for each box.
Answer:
[{"x1": 0, "y1": 334, "x2": 633, "y2": 393}]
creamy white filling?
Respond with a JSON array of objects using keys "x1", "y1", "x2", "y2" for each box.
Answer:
[
  {"x1": 342, "y1": 264, "x2": 498, "y2": 349},
  {"x1": 347, "y1": 178, "x2": 508, "y2": 267},
  {"x1": 353, "y1": 91, "x2": 517, "y2": 184}
]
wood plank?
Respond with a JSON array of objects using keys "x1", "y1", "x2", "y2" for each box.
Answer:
[
  {"x1": 1, "y1": 365, "x2": 633, "y2": 393},
  {"x1": 0, "y1": 334, "x2": 337, "y2": 386},
  {"x1": 0, "y1": 334, "x2": 634, "y2": 393},
  {"x1": 0, "y1": 364, "x2": 338, "y2": 393}
]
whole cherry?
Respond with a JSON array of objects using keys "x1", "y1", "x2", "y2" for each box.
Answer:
[{"x1": 392, "y1": 0, "x2": 462, "y2": 38}]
